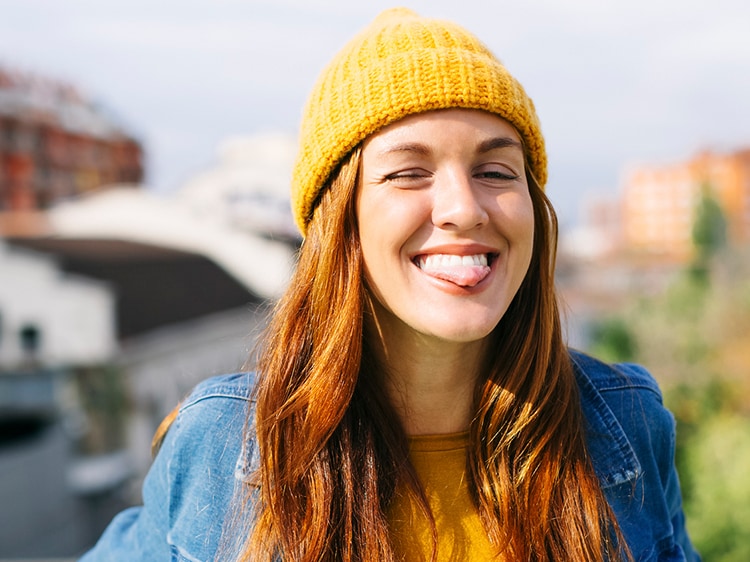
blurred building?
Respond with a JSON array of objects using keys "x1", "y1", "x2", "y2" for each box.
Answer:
[
  {"x1": 179, "y1": 132, "x2": 300, "y2": 241},
  {"x1": 0, "y1": 65, "x2": 297, "y2": 559},
  {"x1": 0, "y1": 192, "x2": 296, "y2": 559},
  {"x1": 0, "y1": 65, "x2": 143, "y2": 211},
  {"x1": 558, "y1": 146, "x2": 750, "y2": 349},
  {"x1": 0, "y1": 240, "x2": 123, "y2": 558},
  {"x1": 620, "y1": 148, "x2": 750, "y2": 260},
  {"x1": 2, "y1": 184, "x2": 296, "y2": 463}
]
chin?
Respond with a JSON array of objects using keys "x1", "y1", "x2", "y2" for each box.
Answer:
[{"x1": 421, "y1": 319, "x2": 499, "y2": 344}]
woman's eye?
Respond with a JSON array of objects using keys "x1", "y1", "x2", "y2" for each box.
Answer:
[
  {"x1": 384, "y1": 170, "x2": 430, "y2": 185},
  {"x1": 474, "y1": 165, "x2": 519, "y2": 182},
  {"x1": 478, "y1": 171, "x2": 518, "y2": 180}
]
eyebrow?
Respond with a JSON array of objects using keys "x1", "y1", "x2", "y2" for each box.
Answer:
[
  {"x1": 477, "y1": 136, "x2": 523, "y2": 153},
  {"x1": 378, "y1": 136, "x2": 523, "y2": 157},
  {"x1": 379, "y1": 142, "x2": 432, "y2": 157}
]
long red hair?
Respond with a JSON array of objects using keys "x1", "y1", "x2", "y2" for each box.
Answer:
[{"x1": 236, "y1": 146, "x2": 630, "y2": 561}]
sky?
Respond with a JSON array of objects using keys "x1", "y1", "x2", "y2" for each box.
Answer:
[{"x1": 1, "y1": 0, "x2": 749, "y2": 226}]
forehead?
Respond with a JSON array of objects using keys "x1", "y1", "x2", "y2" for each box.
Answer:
[{"x1": 362, "y1": 108, "x2": 523, "y2": 153}]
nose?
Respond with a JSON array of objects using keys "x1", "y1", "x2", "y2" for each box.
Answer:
[{"x1": 431, "y1": 169, "x2": 489, "y2": 231}]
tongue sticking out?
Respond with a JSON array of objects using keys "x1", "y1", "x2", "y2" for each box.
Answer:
[
  {"x1": 426, "y1": 266, "x2": 490, "y2": 287},
  {"x1": 417, "y1": 254, "x2": 492, "y2": 288}
]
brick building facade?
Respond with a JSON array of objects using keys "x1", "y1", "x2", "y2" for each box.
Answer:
[{"x1": 0, "y1": 66, "x2": 143, "y2": 211}]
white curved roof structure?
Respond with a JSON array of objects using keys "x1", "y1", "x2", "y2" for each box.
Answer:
[{"x1": 47, "y1": 186, "x2": 295, "y2": 300}]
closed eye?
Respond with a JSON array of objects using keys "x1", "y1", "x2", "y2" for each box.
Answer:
[
  {"x1": 474, "y1": 163, "x2": 520, "y2": 183},
  {"x1": 475, "y1": 170, "x2": 519, "y2": 181},
  {"x1": 384, "y1": 169, "x2": 432, "y2": 187}
]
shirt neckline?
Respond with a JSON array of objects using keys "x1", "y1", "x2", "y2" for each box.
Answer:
[{"x1": 407, "y1": 431, "x2": 469, "y2": 452}]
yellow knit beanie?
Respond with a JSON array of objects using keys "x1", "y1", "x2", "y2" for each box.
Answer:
[{"x1": 291, "y1": 7, "x2": 546, "y2": 234}]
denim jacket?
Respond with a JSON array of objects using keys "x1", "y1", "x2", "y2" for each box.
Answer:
[{"x1": 80, "y1": 351, "x2": 701, "y2": 561}]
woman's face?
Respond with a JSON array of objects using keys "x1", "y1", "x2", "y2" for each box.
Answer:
[{"x1": 357, "y1": 108, "x2": 535, "y2": 346}]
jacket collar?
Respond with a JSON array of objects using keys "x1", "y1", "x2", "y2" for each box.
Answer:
[{"x1": 238, "y1": 353, "x2": 641, "y2": 490}]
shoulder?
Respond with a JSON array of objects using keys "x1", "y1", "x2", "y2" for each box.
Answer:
[
  {"x1": 568, "y1": 349, "x2": 675, "y2": 487},
  {"x1": 168, "y1": 371, "x2": 260, "y2": 482},
  {"x1": 569, "y1": 348, "x2": 662, "y2": 400},
  {"x1": 569, "y1": 348, "x2": 670, "y2": 439},
  {"x1": 180, "y1": 371, "x2": 258, "y2": 409},
  {"x1": 568, "y1": 348, "x2": 673, "y2": 444},
  {"x1": 163, "y1": 372, "x2": 257, "y2": 463}
]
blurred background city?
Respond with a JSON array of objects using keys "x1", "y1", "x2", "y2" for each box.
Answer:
[{"x1": 0, "y1": 1, "x2": 748, "y2": 560}]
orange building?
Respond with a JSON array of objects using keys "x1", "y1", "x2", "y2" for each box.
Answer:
[
  {"x1": 0, "y1": 66, "x2": 143, "y2": 211},
  {"x1": 620, "y1": 148, "x2": 750, "y2": 260}
]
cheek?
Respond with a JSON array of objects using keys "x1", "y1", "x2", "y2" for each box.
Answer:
[
  {"x1": 518, "y1": 200, "x2": 540, "y2": 278},
  {"x1": 522, "y1": 205, "x2": 536, "y2": 249},
  {"x1": 356, "y1": 200, "x2": 392, "y2": 295},
  {"x1": 357, "y1": 204, "x2": 386, "y2": 271},
  {"x1": 357, "y1": 200, "x2": 417, "y2": 315},
  {"x1": 494, "y1": 192, "x2": 535, "y2": 240},
  {"x1": 358, "y1": 190, "x2": 428, "y2": 254},
  {"x1": 501, "y1": 195, "x2": 536, "y2": 279}
]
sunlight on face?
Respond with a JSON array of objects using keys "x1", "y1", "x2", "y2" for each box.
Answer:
[{"x1": 357, "y1": 108, "x2": 535, "y2": 347}]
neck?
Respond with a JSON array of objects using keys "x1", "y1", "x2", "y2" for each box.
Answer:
[{"x1": 368, "y1": 316, "x2": 487, "y2": 436}]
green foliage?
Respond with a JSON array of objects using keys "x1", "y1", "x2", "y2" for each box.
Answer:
[
  {"x1": 682, "y1": 414, "x2": 750, "y2": 561},
  {"x1": 692, "y1": 184, "x2": 728, "y2": 261},
  {"x1": 75, "y1": 364, "x2": 130, "y2": 453},
  {"x1": 616, "y1": 269, "x2": 714, "y2": 383},
  {"x1": 663, "y1": 377, "x2": 740, "y2": 510},
  {"x1": 588, "y1": 316, "x2": 637, "y2": 363}
]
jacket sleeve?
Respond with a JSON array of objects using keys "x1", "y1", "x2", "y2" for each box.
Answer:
[{"x1": 79, "y1": 383, "x2": 252, "y2": 561}]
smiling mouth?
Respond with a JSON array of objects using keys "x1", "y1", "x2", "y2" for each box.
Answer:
[{"x1": 414, "y1": 253, "x2": 495, "y2": 287}]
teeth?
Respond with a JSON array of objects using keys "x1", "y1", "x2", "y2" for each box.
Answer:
[{"x1": 418, "y1": 253, "x2": 488, "y2": 269}]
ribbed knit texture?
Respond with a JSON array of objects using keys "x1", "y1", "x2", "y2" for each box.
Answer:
[{"x1": 292, "y1": 7, "x2": 547, "y2": 234}]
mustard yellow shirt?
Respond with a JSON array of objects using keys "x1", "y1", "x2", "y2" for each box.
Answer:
[{"x1": 387, "y1": 432, "x2": 497, "y2": 561}]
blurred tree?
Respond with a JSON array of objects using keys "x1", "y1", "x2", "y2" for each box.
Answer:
[
  {"x1": 588, "y1": 316, "x2": 637, "y2": 363},
  {"x1": 690, "y1": 184, "x2": 728, "y2": 284},
  {"x1": 75, "y1": 365, "x2": 130, "y2": 453},
  {"x1": 682, "y1": 414, "x2": 750, "y2": 561}
]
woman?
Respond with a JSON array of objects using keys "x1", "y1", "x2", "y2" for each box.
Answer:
[{"x1": 81, "y1": 8, "x2": 700, "y2": 561}]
